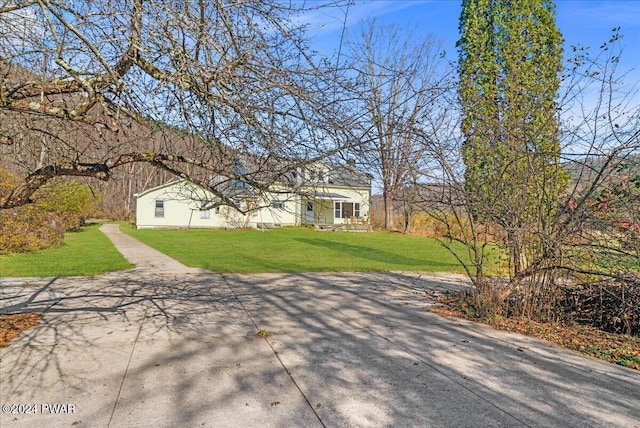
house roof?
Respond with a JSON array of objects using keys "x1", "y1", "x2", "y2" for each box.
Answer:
[
  {"x1": 321, "y1": 164, "x2": 371, "y2": 189},
  {"x1": 135, "y1": 159, "x2": 371, "y2": 198},
  {"x1": 133, "y1": 177, "x2": 186, "y2": 199},
  {"x1": 302, "y1": 191, "x2": 349, "y2": 200},
  {"x1": 233, "y1": 154, "x2": 371, "y2": 189},
  {"x1": 134, "y1": 177, "x2": 258, "y2": 201}
]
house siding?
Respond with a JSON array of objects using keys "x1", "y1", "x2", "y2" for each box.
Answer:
[{"x1": 135, "y1": 179, "x2": 370, "y2": 229}]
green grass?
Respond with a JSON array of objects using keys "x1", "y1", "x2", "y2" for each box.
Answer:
[
  {"x1": 0, "y1": 224, "x2": 133, "y2": 277},
  {"x1": 124, "y1": 226, "x2": 471, "y2": 273}
]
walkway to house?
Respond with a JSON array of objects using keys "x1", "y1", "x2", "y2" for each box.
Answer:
[
  {"x1": 97, "y1": 223, "x2": 208, "y2": 274},
  {"x1": 1, "y1": 225, "x2": 639, "y2": 427}
]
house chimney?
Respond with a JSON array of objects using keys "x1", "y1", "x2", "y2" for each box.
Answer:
[{"x1": 347, "y1": 158, "x2": 356, "y2": 168}]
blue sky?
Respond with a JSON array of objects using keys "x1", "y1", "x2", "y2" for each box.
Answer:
[{"x1": 303, "y1": 0, "x2": 640, "y2": 84}]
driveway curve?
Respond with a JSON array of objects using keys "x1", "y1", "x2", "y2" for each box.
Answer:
[{"x1": 1, "y1": 224, "x2": 638, "y2": 427}]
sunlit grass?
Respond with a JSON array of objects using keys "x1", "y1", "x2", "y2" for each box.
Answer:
[
  {"x1": 124, "y1": 225, "x2": 474, "y2": 273},
  {"x1": 0, "y1": 224, "x2": 133, "y2": 277}
]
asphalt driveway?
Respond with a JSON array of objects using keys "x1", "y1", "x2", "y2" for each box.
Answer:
[{"x1": 1, "y1": 224, "x2": 639, "y2": 427}]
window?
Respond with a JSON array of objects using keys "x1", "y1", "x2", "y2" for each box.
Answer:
[
  {"x1": 231, "y1": 157, "x2": 249, "y2": 189},
  {"x1": 307, "y1": 169, "x2": 324, "y2": 183},
  {"x1": 334, "y1": 202, "x2": 361, "y2": 219},
  {"x1": 155, "y1": 200, "x2": 164, "y2": 218},
  {"x1": 306, "y1": 201, "x2": 314, "y2": 212},
  {"x1": 271, "y1": 200, "x2": 285, "y2": 210},
  {"x1": 200, "y1": 201, "x2": 211, "y2": 219}
]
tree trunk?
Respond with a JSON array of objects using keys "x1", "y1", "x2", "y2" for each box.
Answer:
[
  {"x1": 383, "y1": 190, "x2": 395, "y2": 230},
  {"x1": 508, "y1": 230, "x2": 526, "y2": 278}
]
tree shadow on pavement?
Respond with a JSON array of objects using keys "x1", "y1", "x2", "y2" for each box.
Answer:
[
  {"x1": 1, "y1": 270, "x2": 309, "y2": 427},
  {"x1": 1, "y1": 270, "x2": 639, "y2": 427},
  {"x1": 226, "y1": 271, "x2": 640, "y2": 427}
]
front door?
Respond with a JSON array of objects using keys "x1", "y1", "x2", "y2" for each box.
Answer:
[{"x1": 305, "y1": 200, "x2": 315, "y2": 223}]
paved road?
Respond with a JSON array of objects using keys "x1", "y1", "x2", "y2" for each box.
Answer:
[{"x1": 1, "y1": 224, "x2": 639, "y2": 427}]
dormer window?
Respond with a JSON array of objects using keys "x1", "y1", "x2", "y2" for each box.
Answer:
[{"x1": 306, "y1": 168, "x2": 326, "y2": 183}]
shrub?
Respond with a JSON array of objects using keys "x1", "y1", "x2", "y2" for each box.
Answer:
[
  {"x1": 561, "y1": 279, "x2": 640, "y2": 336},
  {"x1": 0, "y1": 171, "x2": 95, "y2": 253},
  {"x1": 34, "y1": 179, "x2": 97, "y2": 231},
  {"x1": 0, "y1": 206, "x2": 64, "y2": 254},
  {"x1": 410, "y1": 210, "x2": 503, "y2": 242}
]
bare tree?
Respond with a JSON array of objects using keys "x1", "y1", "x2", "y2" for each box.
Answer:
[
  {"x1": 0, "y1": 0, "x2": 352, "y2": 212},
  {"x1": 345, "y1": 20, "x2": 453, "y2": 230},
  {"x1": 416, "y1": 29, "x2": 639, "y2": 327}
]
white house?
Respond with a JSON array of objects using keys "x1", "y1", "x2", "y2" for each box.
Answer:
[{"x1": 134, "y1": 161, "x2": 371, "y2": 229}]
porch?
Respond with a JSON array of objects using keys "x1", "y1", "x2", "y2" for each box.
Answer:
[{"x1": 301, "y1": 192, "x2": 369, "y2": 230}]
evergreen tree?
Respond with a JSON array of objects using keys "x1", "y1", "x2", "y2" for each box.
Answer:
[{"x1": 457, "y1": 0, "x2": 566, "y2": 276}]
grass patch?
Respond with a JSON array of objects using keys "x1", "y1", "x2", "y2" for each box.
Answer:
[
  {"x1": 0, "y1": 224, "x2": 133, "y2": 277},
  {"x1": 124, "y1": 226, "x2": 471, "y2": 273}
]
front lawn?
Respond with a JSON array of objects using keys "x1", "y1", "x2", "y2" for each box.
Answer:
[
  {"x1": 124, "y1": 226, "x2": 471, "y2": 273},
  {"x1": 0, "y1": 224, "x2": 133, "y2": 277}
]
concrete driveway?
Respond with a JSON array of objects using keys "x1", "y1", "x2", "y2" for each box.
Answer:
[{"x1": 1, "y1": 224, "x2": 639, "y2": 427}]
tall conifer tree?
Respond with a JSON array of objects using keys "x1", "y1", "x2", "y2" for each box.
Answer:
[{"x1": 457, "y1": 0, "x2": 566, "y2": 276}]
